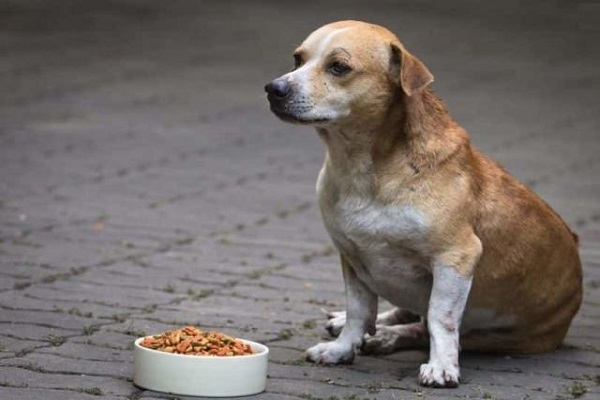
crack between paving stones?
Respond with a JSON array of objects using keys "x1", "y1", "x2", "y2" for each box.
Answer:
[
  {"x1": 2, "y1": 197, "x2": 322, "y2": 305},
  {"x1": 0, "y1": 320, "x2": 83, "y2": 332},
  {"x1": 268, "y1": 384, "x2": 450, "y2": 399},
  {"x1": 0, "y1": 320, "x2": 139, "y2": 357},
  {"x1": 72, "y1": 339, "x2": 133, "y2": 352},
  {"x1": 0, "y1": 196, "x2": 339, "y2": 372},
  {"x1": 172, "y1": 276, "x2": 226, "y2": 286},
  {"x1": 260, "y1": 391, "x2": 321, "y2": 400},
  {"x1": 2, "y1": 232, "x2": 210, "y2": 293},
  {"x1": 19, "y1": 293, "x2": 155, "y2": 311},
  {"x1": 210, "y1": 200, "x2": 315, "y2": 237},
  {"x1": 134, "y1": 315, "x2": 266, "y2": 332},
  {"x1": 270, "y1": 271, "x2": 340, "y2": 283},
  {"x1": 128, "y1": 317, "x2": 233, "y2": 338},
  {"x1": 5, "y1": 127, "x2": 272, "y2": 204},
  {"x1": 0, "y1": 362, "x2": 133, "y2": 382},
  {"x1": 1, "y1": 192, "x2": 319, "y2": 301},
  {"x1": 0, "y1": 382, "x2": 132, "y2": 399},
  {"x1": 30, "y1": 350, "x2": 130, "y2": 363},
  {"x1": 0, "y1": 216, "x2": 106, "y2": 243}
]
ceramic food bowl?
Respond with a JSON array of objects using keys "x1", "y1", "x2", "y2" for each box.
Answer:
[{"x1": 133, "y1": 336, "x2": 269, "y2": 397}]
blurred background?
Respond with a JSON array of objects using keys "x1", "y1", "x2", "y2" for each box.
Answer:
[{"x1": 1, "y1": 0, "x2": 599, "y2": 224}]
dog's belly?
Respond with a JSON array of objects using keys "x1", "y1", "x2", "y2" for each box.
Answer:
[
  {"x1": 320, "y1": 192, "x2": 434, "y2": 315},
  {"x1": 340, "y1": 240, "x2": 519, "y2": 330},
  {"x1": 344, "y1": 242, "x2": 433, "y2": 315},
  {"x1": 461, "y1": 307, "x2": 518, "y2": 332}
]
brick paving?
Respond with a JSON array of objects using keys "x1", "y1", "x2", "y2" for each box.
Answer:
[{"x1": 0, "y1": 1, "x2": 599, "y2": 399}]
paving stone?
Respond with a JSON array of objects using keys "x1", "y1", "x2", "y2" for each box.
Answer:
[
  {"x1": 0, "y1": 387, "x2": 125, "y2": 400},
  {"x1": 36, "y1": 342, "x2": 132, "y2": 363},
  {"x1": 0, "y1": 308, "x2": 107, "y2": 333},
  {"x1": 1, "y1": 322, "x2": 81, "y2": 344},
  {"x1": 70, "y1": 329, "x2": 141, "y2": 351},
  {"x1": 0, "y1": 335, "x2": 48, "y2": 358},
  {"x1": 0, "y1": 291, "x2": 132, "y2": 321},
  {"x1": 0, "y1": 366, "x2": 133, "y2": 397},
  {"x1": 1, "y1": 352, "x2": 132, "y2": 380}
]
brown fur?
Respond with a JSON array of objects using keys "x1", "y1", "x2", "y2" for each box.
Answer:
[
  {"x1": 270, "y1": 20, "x2": 583, "y2": 354},
  {"x1": 372, "y1": 84, "x2": 582, "y2": 352}
]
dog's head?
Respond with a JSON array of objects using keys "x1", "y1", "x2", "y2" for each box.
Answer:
[{"x1": 265, "y1": 20, "x2": 434, "y2": 128}]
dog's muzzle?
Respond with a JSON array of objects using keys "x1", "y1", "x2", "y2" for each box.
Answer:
[{"x1": 265, "y1": 78, "x2": 326, "y2": 124}]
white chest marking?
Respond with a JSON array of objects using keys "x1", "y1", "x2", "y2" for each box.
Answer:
[
  {"x1": 327, "y1": 199, "x2": 432, "y2": 314},
  {"x1": 324, "y1": 196, "x2": 429, "y2": 258},
  {"x1": 317, "y1": 160, "x2": 432, "y2": 313}
]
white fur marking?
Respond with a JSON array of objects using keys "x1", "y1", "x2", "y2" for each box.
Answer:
[
  {"x1": 419, "y1": 265, "x2": 472, "y2": 387},
  {"x1": 285, "y1": 28, "x2": 352, "y2": 88},
  {"x1": 282, "y1": 28, "x2": 354, "y2": 121},
  {"x1": 306, "y1": 260, "x2": 377, "y2": 364},
  {"x1": 317, "y1": 160, "x2": 433, "y2": 316}
]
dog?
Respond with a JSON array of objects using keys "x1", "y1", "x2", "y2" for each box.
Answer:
[{"x1": 265, "y1": 20, "x2": 582, "y2": 388}]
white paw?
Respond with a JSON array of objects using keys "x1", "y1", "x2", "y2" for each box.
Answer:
[
  {"x1": 419, "y1": 361, "x2": 460, "y2": 388},
  {"x1": 323, "y1": 309, "x2": 346, "y2": 337},
  {"x1": 305, "y1": 341, "x2": 354, "y2": 364}
]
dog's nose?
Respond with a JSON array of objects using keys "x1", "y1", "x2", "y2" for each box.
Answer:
[{"x1": 264, "y1": 79, "x2": 291, "y2": 99}]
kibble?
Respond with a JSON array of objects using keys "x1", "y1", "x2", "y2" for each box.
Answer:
[{"x1": 140, "y1": 326, "x2": 254, "y2": 356}]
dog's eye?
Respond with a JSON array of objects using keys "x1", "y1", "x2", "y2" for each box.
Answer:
[
  {"x1": 328, "y1": 61, "x2": 352, "y2": 76},
  {"x1": 293, "y1": 53, "x2": 302, "y2": 69}
]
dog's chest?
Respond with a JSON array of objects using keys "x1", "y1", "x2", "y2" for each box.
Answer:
[
  {"x1": 317, "y1": 166, "x2": 430, "y2": 279},
  {"x1": 323, "y1": 197, "x2": 427, "y2": 251}
]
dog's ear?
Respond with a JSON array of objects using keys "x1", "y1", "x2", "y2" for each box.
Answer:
[{"x1": 390, "y1": 44, "x2": 434, "y2": 96}]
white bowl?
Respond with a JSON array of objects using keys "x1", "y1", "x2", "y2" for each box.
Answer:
[{"x1": 133, "y1": 336, "x2": 269, "y2": 397}]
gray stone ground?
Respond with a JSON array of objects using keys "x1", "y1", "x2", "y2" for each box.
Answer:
[{"x1": 0, "y1": 1, "x2": 599, "y2": 399}]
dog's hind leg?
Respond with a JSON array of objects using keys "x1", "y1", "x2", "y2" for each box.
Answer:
[
  {"x1": 361, "y1": 320, "x2": 429, "y2": 354},
  {"x1": 324, "y1": 307, "x2": 421, "y2": 337}
]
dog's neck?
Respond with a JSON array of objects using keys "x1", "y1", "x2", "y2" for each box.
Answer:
[
  {"x1": 391, "y1": 88, "x2": 465, "y2": 173},
  {"x1": 317, "y1": 89, "x2": 465, "y2": 182}
]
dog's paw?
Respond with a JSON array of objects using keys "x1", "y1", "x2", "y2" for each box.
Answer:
[
  {"x1": 419, "y1": 361, "x2": 460, "y2": 388},
  {"x1": 362, "y1": 322, "x2": 427, "y2": 355},
  {"x1": 323, "y1": 309, "x2": 346, "y2": 337},
  {"x1": 305, "y1": 341, "x2": 354, "y2": 364},
  {"x1": 361, "y1": 326, "x2": 400, "y2": 355}
]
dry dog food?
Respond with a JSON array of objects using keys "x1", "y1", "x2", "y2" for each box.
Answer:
[{"x1": 140, "y1": 326, "x2": 253, "y2": 356}]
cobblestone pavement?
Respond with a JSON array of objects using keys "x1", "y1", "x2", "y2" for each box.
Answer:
[{"x1": 1, "y1": 1, "x2": 599, "y2": 399}]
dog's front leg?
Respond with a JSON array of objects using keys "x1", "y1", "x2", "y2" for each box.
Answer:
[
  {"x1": 419, "y1": 264, "x2": 472, "y2": 387},
  {"x1": 306, "y1": 256, "x2": 377, "y2": 364},
  {"x1": 419, "y1": 236, "x2": 481, "y2": 388}
]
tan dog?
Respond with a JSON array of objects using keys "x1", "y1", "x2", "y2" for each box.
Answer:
[{"x1": 265, "y1": 20, "x2": 582, "y2": 388}]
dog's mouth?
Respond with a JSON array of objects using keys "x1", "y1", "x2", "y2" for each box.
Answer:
[
  {"x1": 271, "y1": 108, "x2": 331, "y2": 125},
  {"x1": 266, "y1": 90, "x2": 332, "y2": 125}
]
